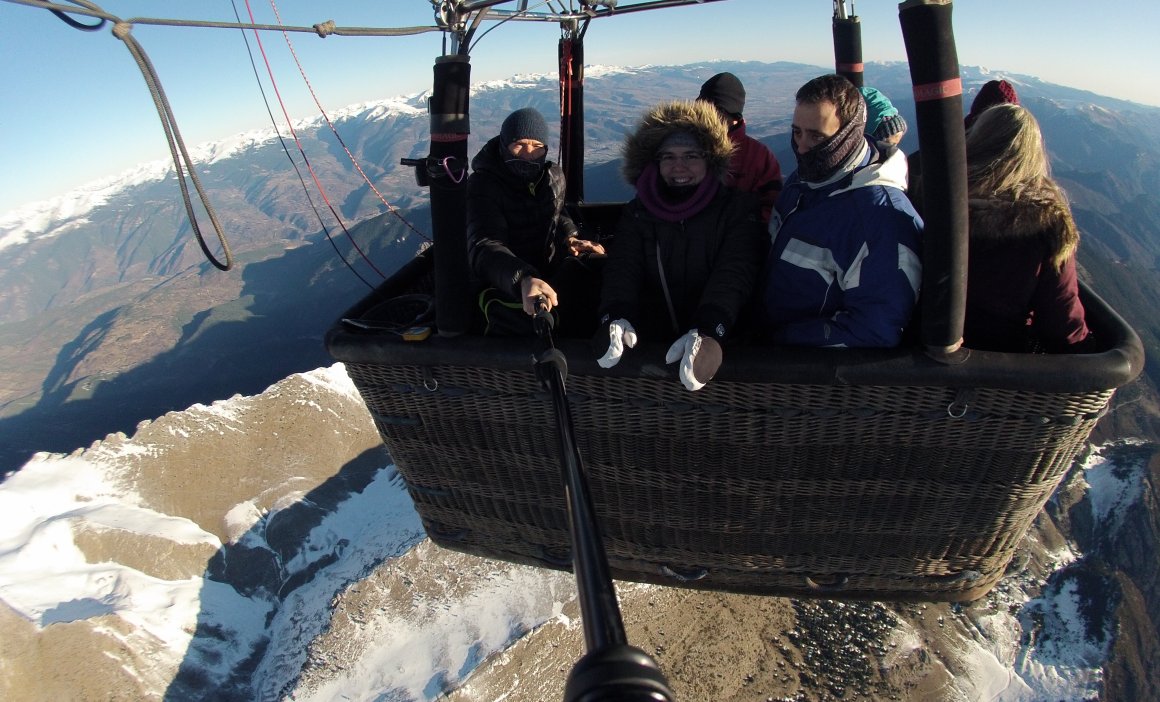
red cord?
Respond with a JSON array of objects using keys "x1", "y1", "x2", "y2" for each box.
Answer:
[
  {"x1": 267, "y1": 0, "x2": 430, "y2": 243},
  {"x1": 242, "y1": 0, "x2": 389, "y2": 279}
]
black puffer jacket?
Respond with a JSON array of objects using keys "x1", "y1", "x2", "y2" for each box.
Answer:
[
  {"x1": 466, "y1": 136, "x2": 578, "y2": 298},
  {"x1": 601, "y1": 100, "x2": 767, "y2": 342},
  {"x1": 602, "y1": 189, "x2": 766, "y2": 341}
]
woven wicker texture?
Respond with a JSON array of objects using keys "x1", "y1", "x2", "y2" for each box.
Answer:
[{"x1": 345, "y1": 360, "x2": 1111, "y2": 601}]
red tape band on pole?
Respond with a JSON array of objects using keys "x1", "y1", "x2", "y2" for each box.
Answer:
[
  {"x1": 431, "y1": 133, "x2": 468, "y2": 142},
  {"x1": 836, "y1": 62, "x2": 864, "y2": 72},
  {"x1": 913, "y1": 78, "x2": 963, "y2": 102}
]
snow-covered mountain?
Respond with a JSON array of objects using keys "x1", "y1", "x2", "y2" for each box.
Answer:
[
  {"x1": 0, "y1": 68, "x2": 636, "y2": 252},
  {"x1": 0, "y1": 364, "x2": 1153, "y2": 700}
]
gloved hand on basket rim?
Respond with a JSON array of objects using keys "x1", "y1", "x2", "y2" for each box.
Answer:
[
  {"x1": 597, "y1": 318, "x2": 637, "y2": 368},
  {"x1": 665, "y1": 329, "x2": 722, "y2": 391}
]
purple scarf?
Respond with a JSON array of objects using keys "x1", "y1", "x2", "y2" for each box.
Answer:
[{"x1": 635, "y1": 162, "x2": 720, "y2": 222}]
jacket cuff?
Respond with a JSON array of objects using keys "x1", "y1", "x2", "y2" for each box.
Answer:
[
  {"x1": 694, "y1": 305, "x2": 731, "y2": 341},
  {"x1": 509, "y1": 267, "x2": 539, "y2": 298}
]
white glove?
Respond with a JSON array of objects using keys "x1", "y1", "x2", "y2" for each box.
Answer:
[
  {"x1": 597, "y1": 319, "x2": 637, "y2": 368},
  {"x1": 665, "y1": 329, "x2": 722, "y2": 392}
]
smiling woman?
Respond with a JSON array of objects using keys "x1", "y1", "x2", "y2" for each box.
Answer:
[{"x1": 597, "y1": 98, "x2": 766, "y2": 387}]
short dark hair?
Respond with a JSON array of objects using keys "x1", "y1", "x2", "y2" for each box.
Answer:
[{"x1": 795, "y1": 74, "x2": 862, "y2": 126}]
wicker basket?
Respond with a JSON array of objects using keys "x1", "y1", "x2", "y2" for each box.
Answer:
[{"x1": 327, "y1": 256, "x2": 1143, "y2": 602}]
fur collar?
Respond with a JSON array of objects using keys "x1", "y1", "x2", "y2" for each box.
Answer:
[
  {"x1": 968, "y1": 191, "x2": 1079, "y2": 270},
  {"x1": 621, "y1": 100, "x2": 734, "y2": 186}
]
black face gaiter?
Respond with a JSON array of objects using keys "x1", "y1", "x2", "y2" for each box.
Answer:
[
  {"x1": 504, "y1": 157, "x2": 545, "y2": 181},
  {"x1": 793, "y1": 101, "x2": 867, "y2": 182}
]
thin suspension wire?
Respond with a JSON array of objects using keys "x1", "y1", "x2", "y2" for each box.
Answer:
[
  {"x1": 267, "y1": 0, "x2": 431, "y2": 243},
  {"x1": 228, "y1": 0, "x2": 378, "y2": 293},
  {"x1": 467, "y1": 0, "x2": 556, "y2": 53},
  {"x1": 241, "y1": 0, "x2": 388, "y2": 280},
  {"x1": 6, "y1": 0, "x2": 440, "y2": 37}
]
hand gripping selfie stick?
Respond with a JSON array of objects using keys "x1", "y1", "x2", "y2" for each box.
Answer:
[{"x1": 532, "y1": 299, "x2": 675, "y2": 702}]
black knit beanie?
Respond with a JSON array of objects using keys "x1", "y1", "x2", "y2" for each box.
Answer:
[
  {"x1": 698, "y1": 72, "x2": 746, "y2": 118},
  {"x1": 500, "y1": 107, "x2": 549, "y2": 147}
]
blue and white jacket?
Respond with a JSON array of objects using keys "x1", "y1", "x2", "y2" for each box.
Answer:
[{"x1": 760, "y1": 139, "x2": 923, "y2": 348}]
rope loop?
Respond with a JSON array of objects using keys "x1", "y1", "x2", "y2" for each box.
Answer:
[
  {"x1": 46, "y1": 0, "x2": 107, "y2": 31},
  {"x1": 111, "y1": 20, "x2": 132, "y2": 39}
]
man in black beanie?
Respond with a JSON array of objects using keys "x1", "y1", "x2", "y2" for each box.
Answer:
[
  {"x1": 759, "y1": 74, "x2": 923, "y2": 348},
  {"x1": 467, "y1": 107, "x2": 604, "y2": 334},
  {"x1": 697, "y1": 72, "x2": 782, "y2": 223}
]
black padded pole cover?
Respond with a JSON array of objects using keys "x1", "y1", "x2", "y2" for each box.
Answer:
[
  {"x1": 559, "y1": 37, "x2": 585, "y2": 204},
  {"x1": 833, "y1": 16, "x2": 864, "y2": 88},
  {"x1": 900, "y1": 0, "x2": 968, "y2": 353},
  {"x1": 429, "y1": 55, "x2": 473, "y2": 337}
]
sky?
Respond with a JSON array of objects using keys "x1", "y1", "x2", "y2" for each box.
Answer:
[
  {"x1": 0, "y1": 362, "x2": 1137, "y2": 699},
  {"x1": 1, "y1": 0, "x2": 1158, "y2": 213}
]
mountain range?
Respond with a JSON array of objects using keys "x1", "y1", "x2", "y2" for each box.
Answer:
[
  {"x1": 3, "y1": 62, "x2": 1160, "y2": 476},
  {"x1": 1, "y1": 60, "x2": 1159, "y2": 699}
]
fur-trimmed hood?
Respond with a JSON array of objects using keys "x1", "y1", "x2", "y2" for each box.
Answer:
[
  {"x1": 968, "y1": 190, "x2": 1079, "y2": 271},
  {"x1": 621, "y1": 100, "x2": 734, "y2": 185}
]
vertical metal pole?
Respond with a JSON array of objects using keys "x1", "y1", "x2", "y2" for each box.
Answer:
[
  {"x1": 429, "y1": 55, "x2": 473, "y2": 337},
  {"x1": 559, "y1": 33, "x2": 585, "y2": 203},
  {"x1": 899, "y1": 0, "x2": 968, "y2": 355}
]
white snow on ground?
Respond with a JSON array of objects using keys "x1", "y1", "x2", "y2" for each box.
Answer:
[
  {"x1": 0, "y1": 448, "x2": 228, "y2": 673},
  {"x1": 1083, "y1": 440, "x2": 1148, "y2": 533},
  {"x1": 293, "y1": 565, "x2": 576, "y2": 702}
]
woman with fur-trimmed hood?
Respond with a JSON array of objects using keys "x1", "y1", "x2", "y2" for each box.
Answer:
[
  {"x1": 596, "y1": 99, "x2": 767, "y2": 391},
  {"x1": 963, "y1": 103, "x2": 1090, "y2": 352}
]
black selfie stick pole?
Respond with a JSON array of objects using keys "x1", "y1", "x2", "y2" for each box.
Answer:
[{"x1": 532, "y1": 303, "x2": 675, "y2": 702}]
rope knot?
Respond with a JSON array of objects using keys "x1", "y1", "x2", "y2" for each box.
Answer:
[
  {"x1": 112, "y1": 21, "x2": 133, "y2": 39},
  {"x1": 313, "y1": 20, "x2": 336, "y2": 37}
]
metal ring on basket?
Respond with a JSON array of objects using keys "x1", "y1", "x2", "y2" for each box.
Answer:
[{"x1": 805, "y1": 573, "x2": 851, "y2": 592}]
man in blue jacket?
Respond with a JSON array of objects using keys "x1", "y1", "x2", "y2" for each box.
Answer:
[{"x1": 760, "y1": 74, "x2": 922, "y2": 348}]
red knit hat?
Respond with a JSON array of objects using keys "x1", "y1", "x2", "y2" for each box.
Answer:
[{"x1": 965, "y1": 80, "x2": 1019, "y2": 129}]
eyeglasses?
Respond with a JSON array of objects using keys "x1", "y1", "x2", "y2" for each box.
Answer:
[{"x1": 657, "y1": 152, "x2": 706, "y2": 165}]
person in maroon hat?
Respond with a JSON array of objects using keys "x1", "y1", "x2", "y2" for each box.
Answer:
[
  {"x1": 965, "y1": 79, "x2": 1020, "y2": 129},
  {"x1": 696, "y1": 72, "x2": 783, "y2": 224},
  {"x1": 961, "y1": 102, "x2": 1089, "y2": 353},
  {"x1": 907, "y1": 79, "x2": 1021, "y2": 208}
]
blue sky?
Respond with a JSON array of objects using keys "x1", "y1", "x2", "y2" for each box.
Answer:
[{"x1": 2, "y1": 0, "x2": 1158, "y2": 213}]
